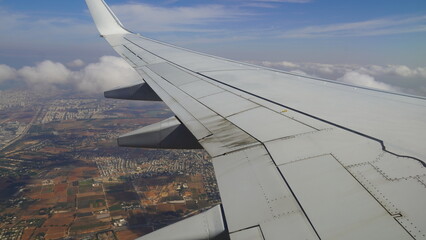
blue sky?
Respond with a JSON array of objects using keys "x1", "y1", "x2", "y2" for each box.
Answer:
[
  {"x1": 0, "y1": 0, "x2": 426, "y2": 95},
  {"x1": 1, "y1": 0, "x2": 425, "y2": 66}
]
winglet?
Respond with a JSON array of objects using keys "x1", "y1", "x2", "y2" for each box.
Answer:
[{"x1": 85, "y1": 0, "x2": 130, "y2": 36}]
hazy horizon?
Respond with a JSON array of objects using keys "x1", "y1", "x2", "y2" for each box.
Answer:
[{"x1": 0, "y1": 0, "x2": 425, "y2": 95}]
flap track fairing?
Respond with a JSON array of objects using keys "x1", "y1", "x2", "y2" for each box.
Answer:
[
  {"x1": 104, "y1": 82, "x2": 162, "y2": 101},
  {"x1": 118, "y1": 116, "x2": 203, "y2": 149}
]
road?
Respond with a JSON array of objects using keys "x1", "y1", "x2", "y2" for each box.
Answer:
[{"x1": 0, "y1": 107, "x2": 42, "y2": 152}]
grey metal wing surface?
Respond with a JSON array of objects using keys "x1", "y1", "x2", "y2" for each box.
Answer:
[{"x1": 85, "y1": 0, "x2": 426, "y2": 239}]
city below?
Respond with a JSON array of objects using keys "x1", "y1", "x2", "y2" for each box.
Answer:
[{"x1": 0, "y1": 89, "x2": 220, "y2": 240}]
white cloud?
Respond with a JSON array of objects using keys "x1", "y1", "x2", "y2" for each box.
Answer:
[
  {"x1": 75, "y1": 56, "x2": 140, "y2": 93},
  {"x1": 0, "y1": 65, "x2": 17, "y2": 83},
  {"x1": 259, "y1": 61, "x2": 348, "y2": 77},
  {"x1": 1, "y1": 57, "x2": 425, "y2": 96},
  {"x1": 338, "y1": 71, "x2": 396, "y2": 91},
  {"x1": 281, "y1": 15, "x2": 426, "y2": 38},
  {"x1": 356, "y1": 65, "x2": 426, "y2": 79},
  {"x1": 255, "y1": 60, "x2": 426, "y2": 95},
  {"x1": 67, "y1": 59, "x2": 85, "y2": 68},
  {"x1": 418, "y1": 68, "x2": 426, "y2": 78},
  {"x1": 393, "y1": 65, "x2": 413, "y2": 78},
  {"x1": 0, "y1": 56, "x2": 141, "y2": 93},
  {"x1": 289, "y1": 70, "x2": 309, "y2": 76},
  {"x1": 258, "y1": 60, "x2": 426, "y2": 80},
  {"x1": 262, "y1": 61, "x2": 299, "y2": 68},
  {"x1": 18, "y1": 61, "x2": 71, "y2": 85}
]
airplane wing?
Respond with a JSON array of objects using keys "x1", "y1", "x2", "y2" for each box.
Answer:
[{"x1": 85, "y1": 0, "x2": 426, "y2": 239}]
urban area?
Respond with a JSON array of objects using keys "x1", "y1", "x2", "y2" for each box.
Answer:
[{"x1": 0, "y1": 89, "x2": 220, "y2": 240}]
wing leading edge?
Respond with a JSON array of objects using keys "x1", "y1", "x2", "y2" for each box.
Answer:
[{"x1": 85, "y1": 0, "x2": 426, "y2": 239}]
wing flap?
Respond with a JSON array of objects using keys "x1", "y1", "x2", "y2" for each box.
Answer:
[
  {"x1": 230, "y1": 226, "x2": 264, "y2": 240},
  {"x1": 139, "y1": 66, "x2": 260, "y2": 157},
  {"x1": 213, "y1": 145, "x2": 320, "y2": 239},
  {"x1": 280, "y1": 154, "x2": 412, "y2": 240},
  {"x1": 137, "y1": 205, "x2": 227, "y2": 240}
]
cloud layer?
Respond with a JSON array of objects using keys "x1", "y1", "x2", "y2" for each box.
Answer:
[
  {"x1": 19, "y1": 61, "x2": 71, "y2": 85},
  {"x1": 258, "y1": 60, "x2": 426, "y2": 95},
  {"x1": 338, "y1": 71, "x2": 395, "y2": 91},
  {"x1": 75, "y1": 56, "x2": 141, "y2": 93},
  {"x1": 0, "y1": 65, "x2": 17, "y2": 83},
  {"x1": 0, "y1": 56, "x2": 141, "y2": 93},
  {"x1": 1, "y1": 56, "x2": 425, "y2": 97},
  {"x1": 261, "y1": 61, "x2": 426, "y2": 79}
]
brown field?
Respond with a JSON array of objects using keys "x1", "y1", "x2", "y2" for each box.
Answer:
[
  {"x1": 157, "y1": 203, "x2": 186, "y2": 212},
  {"x1": 8, "y1": 109, "x2": 36, "y2": 123},
  {"x1": 77, "y1": 191, "x2": 102, "y2": 198},
  {"x1": 21, "y1": 227, "x2": 36, "y2": 240},
  {"x1": 68, "y1": 167, "x2": 99, "y2": 181},
  {"x1": 53, "y1": 176, "x2": 68, "y2": 184},
  {"x1": 32, "y1": 227, "x2": 49, "y2": 239},
  {"x1": 38, "y1": 147, "x2": 70, "y2": 155},
  {"x1": 109, "y1": 118, "x2": 160, "y2": 125},
  {"x1": 141, "y1": 199, "x2": 153, "y2": 205},
  {"x1": 57, "y1": 194, "x2": 68, "y2": 203},
  {"x1": 27, "y1": 186, "x2": 42, "y2": 199},
  {"x1": 144, "y1": 190, "x2": 159, "y2": 199},
  {"x1": 28, "y1": 200, "x2": 56, "y2": 211},
  {"x1": 77, "y1": 195, "x2": 107, "y2": 213},
  {"x1": 67, "y1": 196, "x2": 76, "y2": 205},
  {"x1": 115, "y1": 227, "x2": 153, "y2": 240},
  {"x1": 16, "y1": 154, "x2": 48, "y2": 161},
  {"x1": 54, "y1": 121, "x2": 82, "y2": 130},
  {"x1": 39, "y1": 192, "x2": 57, "y2": 201},
  {"x1": 79, "y1": 131, "x2": 96, "y2": 136},
  {"x1": 54, "y1": 183, "x2": 67, "y2": 192},
  {"x1": 20, "y1": 215, "x2": 38, "y2": 220},
  {"x1": 45, "y1": 226, "x2": 68, "y2": 239},
  {"x1": 53, "y1": 183, "x2": 68, "y2": 202},
  {"x1": 45, "y1": 232, "x2": 66, "y2": 240},
  {"x1": 44, "y1": 212, "x2": 75, "y2": 226},
  {"x1": 39, "y1": 192, "x2": 67, "y2": 204},
  {"x1": 187, "y1": 175, "x2": 204, "y2": 189},
  {"x1": 110, "y1": 210, "x2": 127, "y2": 218},
  {"x1": 70, "y1": 216, "x2": 111, "y2": 235}
]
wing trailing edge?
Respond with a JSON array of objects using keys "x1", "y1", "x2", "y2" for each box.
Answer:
[{"x1": 136, "y1": 205, "x2": 228, "y2": 240}]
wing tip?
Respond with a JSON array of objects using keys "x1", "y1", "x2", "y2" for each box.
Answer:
[{"x1": 85, "y1": 0, "x2": 130, "y2": 36}]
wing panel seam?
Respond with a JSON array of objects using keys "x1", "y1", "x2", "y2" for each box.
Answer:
[
  {"x1": 329, "y1": 154, "x2": 417, "y2": 239},
  {"x1": 123, "y1": 35, "x2": 426, "y2": 100},
  {"x1": 135, "y1": 44, "x2": 324, "y2": 238},
  {"x1": 122, "y1": 35, "x2": 425, "y2": 166}
]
